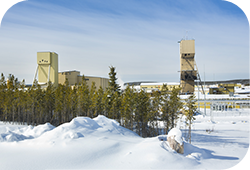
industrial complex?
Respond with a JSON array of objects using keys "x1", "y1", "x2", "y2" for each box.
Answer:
[
  {"x1": 31, "y1": 39, "x2": 249, "y2": 113},
  {"x1": 33, "y1": 51, "x2": 109, "y2": 89}
]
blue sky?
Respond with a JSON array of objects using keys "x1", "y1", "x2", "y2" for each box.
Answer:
[{"x1": 0, "y1": 0, "x2": 249, "y2": 84}]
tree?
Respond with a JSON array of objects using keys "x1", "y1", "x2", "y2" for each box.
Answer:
[
  {"x1": 44, "y1": 81, "x2": 55, "y2": 123},
  {"x1": 54, "y1": 84, "x2": 64, "y2": 126},
  {"x1": 108, "y1": 66, "x2": 121, "y2": 94},
  {"x1": 89, "y1": 82, "x2": 97, "y2": 118},
  {"x1": 93, "y1": 86, "x2": 105, "y2": 117},
  {"x1": 107, "y1": 66, "x2": 121, "y2": 122},
  {"x1": 70, "y1": 85, "x2": 78, "y2": 119},
  {"x1": 0, "y1": 73, "x2": 6, "y2": 121},
  {"x1": 149, "y1": 90, "x2": 161, "y2": 136},
  {"x1": 160, "y1": 84, "x2": 171, "y2": 134},
  {"x1": 134, "y1": 90, "x2": 150, "y2": 137},
  {"x1": 77, "y1": 75, "x2": 90, "y2": 116},
  {"x1": 168, "y1": 86, "x2": 182, "y2": 129},
  {"x1": 120, "y1": 86, "x2": 136, "y2": 130},
  {"x1": 184, "y1": 94, "x2": 197, "y2": 143}
]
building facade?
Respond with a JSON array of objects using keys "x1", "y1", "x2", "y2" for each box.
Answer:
[
  {"x1": 34, "y1": 52, "x2": 58, "y2": 87},
  {"x1": 179, "y1": 39, "x2": 197, "y2": 94},
  {"x1": 58, "y1": 70, "x2": 109, "y2": 90}
]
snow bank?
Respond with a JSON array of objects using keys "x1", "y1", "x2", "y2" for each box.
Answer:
[
  {"x1": 0, "y1": 113, "x2": 249, "y2": 170},
  {"x1": 0, "y1": 123, "x2": 54, "y2": 142},
  {"x1": 0, "y1": 115, "x2": 138, "y2": 143}
]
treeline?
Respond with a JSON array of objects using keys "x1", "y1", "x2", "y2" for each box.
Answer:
[{"x1": 0, "y1": 67, "x2": 195, "y2": 138}]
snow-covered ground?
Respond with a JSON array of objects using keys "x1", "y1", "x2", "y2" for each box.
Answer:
[{"x1": 0, "y1": 110, "x2": 249, "y2": 170}]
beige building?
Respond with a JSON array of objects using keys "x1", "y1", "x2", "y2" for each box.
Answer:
[
  {"x1": 58, "y1": 70, "x2": 109, "y2": 90},
  {"x1": 34, "y1": 52, "x2": 58, "y2": 87},
  {"x1": 179, "y1": 39, "x2": 197, "y2": 94},
  {"x1": 33, "y1": 52, "x2": 108, "y2": 89},
  {"x1": 140, "y1": 82, "x2": 180, "y2": 93}
]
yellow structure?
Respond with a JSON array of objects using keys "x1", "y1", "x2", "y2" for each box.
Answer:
[
  {"x1": 34, "y1": 52, "x2": 58, "y2": 87},
  {"x1": 179, "y1": 39, "x2": 197, "y2": 94},
  {"x1": 58, "y1": 70, "x2": 80, "y2": 86},
  {"x1": 58, "y1": 70, "x2": 109, "y2": 90},
  {"x1": 140, "y1": 82, "x2": 180, "y2": 93},
  {"x1": 209, "y1": 84, "x2": 235, "y2": 94}
]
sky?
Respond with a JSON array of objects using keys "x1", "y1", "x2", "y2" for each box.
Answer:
[{"x1": 0, "y1": 0, "x2": 249, "y2": 84}]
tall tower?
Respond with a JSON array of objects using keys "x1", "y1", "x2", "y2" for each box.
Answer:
[
  {"x1": 33, "y1": 52, "x2": 58, "y2": 87},
  {"x1": 179, "y1": 40, "x2": 197, "y2": 94}
]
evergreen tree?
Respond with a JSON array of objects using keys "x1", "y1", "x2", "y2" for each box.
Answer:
[
  {"x1": 120, "y1": 86, "x2": 136, "y2": 130},
  {"x1": 15, "y1": 79, "x2": 26, "y2": 124},
  {"x1": 62, "y1": 79, "x2": 71, "y2": 123},
  {"x1": 0, "y1": 73, "x2": 6, "y2": 120},
  {"x1": 27, "y1": 80, "x2": 41, "y2": 125},
  {"x1": 54, "y1": 84, "x2": 64, "y2": 125},
  {"x1": 149, "y1": 90, "x2": 161, "y2": 136},
  {"x1": 102, "y1": 88, "x2": 111, "y2": 117},
  {"x1": 109, "y1": 91, "x2": 121, "y2": 121},
  {"x1": 93, "y1": 86, "x2": 105, "y2": 116},
  {"x1": 44, "y1": 81, "x2": 55, "y2": 123},
  {"x1": 107, "y1": 66, "x2": 121, "y2": 122},
  {"x1": 184, "y1": 94, "x2": 197, "y2": 143},
  {"x1": 134, "y1": 90, "x2": 150, "y2": 137},
  {"x1": 160, "y1": 84, "x2": 171, "y2": 133},
  {"x1": 77, "y1": 75, "x2": 90, "y2": 116},
  {"x1": 108, "y1": 66, "x2": 121, "y2": 94},
  {"x1": 4, "y1": 74, "x2": 15, "y2": 123},
  {"x1": 168, "y1": 86, "x2": 182, "y2": 129},
  {"x1": 70, "y1": 85, "x2": 78, "y2": 119},
  {"x1": 89, "y1": 82, "x2": 97, "y2": 118}
]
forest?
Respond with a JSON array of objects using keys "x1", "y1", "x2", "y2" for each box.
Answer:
[{"x1": 0, "y1": 66, "x2": 196, "y2": 138}]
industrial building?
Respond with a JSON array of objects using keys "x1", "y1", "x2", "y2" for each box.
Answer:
[
  {"x1": 58, "y1": 70, "x2": 109, "y2": 89},
  {"x1": 179, "y1": 39, "x2": 197, "y2": 94},
  {"x1": 34, "y1": 52, "x2": 109, "y2": 89},
  {"x1": 124, "y1": 81, "x2": 180, "y2": 93},
  {"x1": 34, "y1": 52, "x2": 58, "y2": 87}
]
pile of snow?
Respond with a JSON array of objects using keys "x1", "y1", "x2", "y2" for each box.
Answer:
[
  {"x1": 0, "y1": 112, "x2": 249, "y2": 169},
  {"x1": 167, "y1": 127, "x2": 183, "y2": 145},
  {"x1": 0, "y1": 115, "x2": 138, "y2": 143},
  {"x1": 0, "y1": 123, "x2": 54, "y2": 142}
]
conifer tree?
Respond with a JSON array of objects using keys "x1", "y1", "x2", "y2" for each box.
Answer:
[
  {"x1": 168, "y1": 86, "x2": 182, "y2": 129},
  {"x1": 108, "y1": 66, "x2": 121, "y2": 94},
  {"x1": 0, "y1": 73, "x2": 6, "y2": 120},
  {"x1": 93, "y1": 86, "x2": 105, "y2": 116},
  {"x1": 44, "y1": 81, "x2": 55, "y2": 123},
  {"x1": 77, "y1": 75, "x2": 90, "y2": 116},
  {"x1": 109, "y1": 91, "x2": 121, "y2": 121},
  {"x1": 4, "y1": 74, "x2": 15, "y2": 123},
  {"x1": 107, "y1": 66, "x2": 121, "y2": 122},
  {"x1": 149, "y1": 90, "x2": 161, "y2": 136},
  {"x1": 160, "y1": 84, "x2": 171, "y2": 133},
  {"x1": 184, "y1": 94, "x2": 197, "y2": 143},
  {"x1": 63, "y1": 78, "x2": 72, "y2": 123},
  {"x1": 102, "y1": 88, "x2": 111, "y2": 117},
  {"x1": 121, "y1": 86, "x2": 136, "y2": 130},
  {"x1": 89, "y1": 82, "x2": 97, "y2": 118},
  {"x1": 54, "y1": 84, "x2": 64, "y2": 125},
  {"x1": 70, "y1": 85, "x2": 78, "y2": 119},
  {"x1": 27, "y1": 80, "x2": 40, "y2": 125},
  {"x1": 15, "y1": 79, "x2": 26, "y2": 124},
  {"x1": 134, "y1": 90, "x2": 150, "y2": 137}
]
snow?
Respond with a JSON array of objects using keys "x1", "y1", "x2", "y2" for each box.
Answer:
[
  {"x1": 0, "y1": 111, "x2": 249, "y2": 169},
  {"x1": 167, "y1": 127, "x2": 183, "y2": 145}
]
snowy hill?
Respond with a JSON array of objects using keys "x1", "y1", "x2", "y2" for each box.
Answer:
[{"x1": 0, "y1": 112, "x2": 249, "y2": 169}]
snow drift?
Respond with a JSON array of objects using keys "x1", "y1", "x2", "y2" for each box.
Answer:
[
  {"x1": 0, "y1": 115, "x2": 139, "y2": 143},
  {"x1": 0, "y1": 113, "x2": 248, "y2": 170}
]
